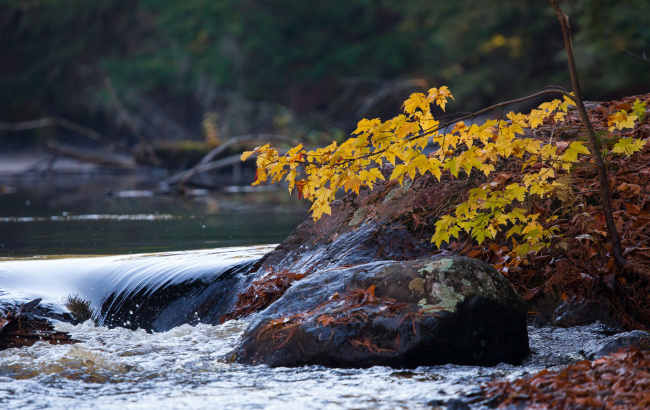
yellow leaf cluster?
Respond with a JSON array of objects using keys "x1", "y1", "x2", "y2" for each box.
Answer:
[
  {"x1": 243, "y1": 87, "x2": 643, "y2": 262},
  {"x1": 608, "y1": 110, "x2": 638, "y2": 131}
]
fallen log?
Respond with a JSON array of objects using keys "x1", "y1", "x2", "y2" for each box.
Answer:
[
  {"x1": 46, "y1": 140, "x2": 137, "y2": 169},
  {"x1": 161, "y1": 133, "x2": 299, "y2": 188}
]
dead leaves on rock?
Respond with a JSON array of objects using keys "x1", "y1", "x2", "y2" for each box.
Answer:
[
  {"x1": 0, "y1": 299, "x2": 78, "y2": 350},
  {"x1": 257, "y1": 285, "x2": 409, "y2": 352},
  {"x1": 220, "y1": 269, "x2": 307, "y2": 323},
  {"x1": 482, "y1": 347, "x2": 650, "y2": 409}
]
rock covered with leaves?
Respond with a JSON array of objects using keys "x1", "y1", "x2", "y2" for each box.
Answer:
[
  {"x1": 237, "y1": 256, "x2": 529, "y2": 368},
  {"x1": 480, "y1": 347, "x2": 650, "y2": 409}
]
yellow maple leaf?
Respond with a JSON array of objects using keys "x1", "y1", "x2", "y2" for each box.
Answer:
[
  {"x1": 343, "y1": 177, "x2": 363, "y2": 194},
  {"x1": 427, "y1": 86, "x2": 454, "y2": 111},
  {"x1": 354, "y1": 118, "x2": 381, "y2": 135},
  {"x1": 608, "y1": 110, "x2": 638, "y2": 131},
  {"x1": 241, "y1": 150, "x2": 255, "y2": 161},
  {"x1": 403, "y1": 93, "x2": 429, "y2": 115},
  {"x1": 612, "y1": 137, "x2": 647, "y2": 156},
  {"x1": 504, "y1": 183, "x2": 527, "y2": 202}
]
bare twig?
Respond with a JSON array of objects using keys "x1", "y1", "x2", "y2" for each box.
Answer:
[
  {"x1": 161, "y1": 133, "x2": 300, "y2": 187},
  {"x1": 356, "y1": 78, "x2": 429, "y2": 118},
  {"x1": 0, "y1": 117, "x2": 106, "y2": 143},
  {"x1": 619, "y1": 47, "x2": 649, "y2": 63},
  {"x1": 104, "y1": 77, "x2": 164, "y2": 167},
  {"x1": 550, "y1": 0, "x2": 627, "y2": 268}
]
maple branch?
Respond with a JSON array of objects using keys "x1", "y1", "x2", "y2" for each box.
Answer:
[
  {"x1": 550, "y1": 0, "x2": 627, "y2": 269},
  {"x1": 295, "y1": 88, "x2": 575, "y2": 167}
]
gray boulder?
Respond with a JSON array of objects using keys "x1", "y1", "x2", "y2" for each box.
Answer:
[
  {"x1": 237, "y1": 255, "x2": 529, "y2": 368},
  {"x1": 585, "y1": 330, "x2": 650, "y2": 359}
]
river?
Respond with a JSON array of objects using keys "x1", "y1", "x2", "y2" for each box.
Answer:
[{"x1": 0, "y1": 173, "x2": 612, "y2": 409}]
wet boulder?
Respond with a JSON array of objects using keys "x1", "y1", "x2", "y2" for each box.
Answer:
[
  {"x1": 237, "y1": 255, "x2": 529, "y2": 368},
  {"x1": 252, "y1": 170, "x2": 465, "y2": 278},
  {"x1": 585, "y1": 330, "x2": 650, "y2": 359}
]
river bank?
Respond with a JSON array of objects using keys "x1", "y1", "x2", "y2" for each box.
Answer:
[{"x1": 1, "y1": 94, "x2": 650, "y2": 408}]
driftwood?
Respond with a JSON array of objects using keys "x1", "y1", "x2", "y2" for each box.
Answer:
[
  {"x1": 0, "y1": 299, "x2": 77, "y2": 351},
  {"x1": 161, "y1": 133, "x2": 300, "y2": 188},
  {"x1": 47, "y1": 140, "x2": 137, "y2": 169}
]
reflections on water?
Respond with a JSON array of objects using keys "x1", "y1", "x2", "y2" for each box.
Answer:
[
  {"x1": 0, "y1": 214, "x2": 176, "y2": 222},
  {"x1": 0, "y1": 174, "x2": 310, "y2": 256}
]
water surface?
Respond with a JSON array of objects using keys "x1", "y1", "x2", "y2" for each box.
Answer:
[
  {"x1": 0, "y1": 174, "x2": 309, "y2": 256},
  {"x1": 0, "y1": 173, "x2": 608, "y2": 409}
]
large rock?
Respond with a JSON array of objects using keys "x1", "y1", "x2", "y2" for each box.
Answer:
[
  {"x1": 237, "y1": 255, "x2": 529, "y2": 368},
  {"x1": 251, "y1": 170, "x2": 466, "y2": 276}
]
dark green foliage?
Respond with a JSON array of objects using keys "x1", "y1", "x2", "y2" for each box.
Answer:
[
  {"x1": 1, "y1": 0, "x2": 648, "y2": 146},
  {"x1": 63, "y1": 294, "x2": 94, "y2": 324}
]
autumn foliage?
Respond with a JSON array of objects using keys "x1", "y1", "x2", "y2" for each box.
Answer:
[
  {"x1": 482, "y1": 347, "x2": 650, "y2": 409},
  {"x1": 243, "y1": 87, "x2": 646, "y2": 263},
  {"x1": 220, "y1": 269, "x2": 306, "y2": 323}
]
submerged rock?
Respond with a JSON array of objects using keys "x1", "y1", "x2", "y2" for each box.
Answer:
[
  {"x1": 541, "y1": 296, "x2": 611, "y2": 328},
  {"x1": 237, "y1": 255, "x2": 529, "y2": 368}
]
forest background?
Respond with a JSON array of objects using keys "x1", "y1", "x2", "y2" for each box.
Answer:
[{"x1": 1, "y1": 0, "x2": 649, "y2": 153}]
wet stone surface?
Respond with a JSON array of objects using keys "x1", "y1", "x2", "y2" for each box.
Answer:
[{"x1": 238, "y1": 256, "x2": 529, "y2": 368}]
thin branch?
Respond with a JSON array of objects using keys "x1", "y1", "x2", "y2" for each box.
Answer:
[
  {"x1": 104, "y1": 77, "x2": 164, "y2": 167},
  {"x1": 356, "y1": 78, "x2": 429, "y2": 118},
  {"x1": 549, "y1": 0, "x2": 627, "y2": 268},
  {"x1": 297, "y1": 88, "x2": 576, "y2": 168},
  {"x1": 0, "y1": 117, "x2": 106, "y2": 143},
  {"x1": 619, "y1": 47, "x2": 649, "y2": 63},
  {"x1": 161, "y1": 133, "x2": 300, "y2": 187}
]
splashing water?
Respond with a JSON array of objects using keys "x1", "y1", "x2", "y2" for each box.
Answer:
[
  {"x1": 0, "y1": 318, "x2": 545, "y2": 409},
  {"x1": 0, "y1": 246, "x2": 613, "y2": 408}
]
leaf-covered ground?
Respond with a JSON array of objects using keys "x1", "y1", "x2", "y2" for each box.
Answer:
[
  {"x1": 481, "y1": 347, "x2": 650, "y2": 409},
  {"x1": 453, "y1": 93, "x2": 650, "y2": 330}
]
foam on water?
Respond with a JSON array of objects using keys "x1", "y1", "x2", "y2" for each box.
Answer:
[
  {"x1": 0, "y1": 246, "x2": 610, "y2": 408},
  {"x1": 0, "y1": 319, "x2": 537, "y2": 409}
]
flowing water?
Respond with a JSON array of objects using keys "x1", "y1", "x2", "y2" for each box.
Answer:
[
  {"x1": 0, "y1": 319, "x2": 540, "y2": 409},
  {"x1": 0, "y1": 246, "x2": 552, "y2": 409},
  {"x1": 0, "y1": 174, "x2": 614, "y2": 409}
]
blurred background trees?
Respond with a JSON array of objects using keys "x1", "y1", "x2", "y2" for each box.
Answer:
[{"x1": 1, "y1": 0, "x2": 648, "y2": 152}]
